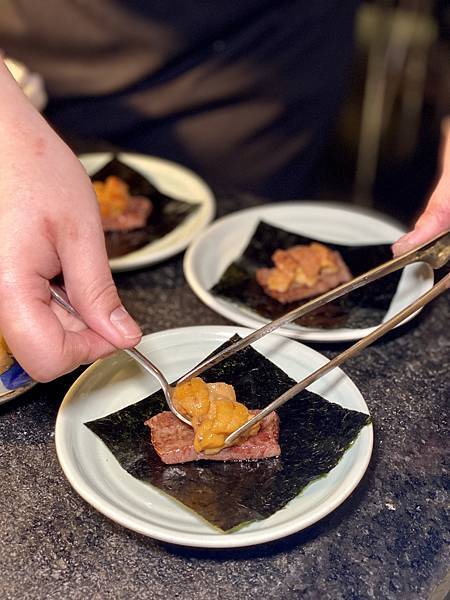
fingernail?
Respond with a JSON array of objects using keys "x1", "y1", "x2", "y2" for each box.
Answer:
[
  {"x1": 392, "y1": 236, "x2": 408, "y2": 250},
  {"x1": 110, "y1": 306, "x2": 142, "y2": 339},
  {"x1": 392, "y1": 232, "x2": 416, "y2": 256},
  {"x1": 398, "y1": 232, "x2": 414, "y2": 244}
]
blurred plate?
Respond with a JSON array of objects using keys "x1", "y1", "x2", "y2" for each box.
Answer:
[
  {"x1": 79, "y1": 152, "x2": 216, "y2": 272},
  {"x1": 5, "y1": 57, "x2": 47, "y2": 111},
  {"x1": 184, "y1": 202, "x2": 434, "y2": 343},
  {"x1": 55, "y1": 325, "x2": 372, "y2": 548},
  {"x1": 0, "y1": 379, "x2": 36, "y2": 406}
]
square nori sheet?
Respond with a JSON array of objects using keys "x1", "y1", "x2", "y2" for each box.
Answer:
[
  {"x1": 91, "y1": 157, "x2": 200, "y2": 258},
  {"x1": 85, "y1": 335, "x2": 371, "y2": 532},
  {"x1": 211, "y1": 221, "x2": 402, "y2": 329}
]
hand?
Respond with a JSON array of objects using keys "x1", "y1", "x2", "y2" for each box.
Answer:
[
  {"x1": 393, "y1": 118, "x2": 450, "y2": 256},
  {"x1": 0, "y1": 62, "x2": 142, "y2": 382}
]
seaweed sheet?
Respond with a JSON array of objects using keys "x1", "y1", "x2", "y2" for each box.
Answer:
[
  {"x1": 85, "y1": 335, "x2": 371, "y2": 531},
  {"x1": 91, "y1": 158, "x2": 200, "y2": 258},
  {"x1": 211, "y1": 221, "x2": 402, "y2": 329}
]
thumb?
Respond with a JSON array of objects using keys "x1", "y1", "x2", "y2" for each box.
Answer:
[
  {"x1": 58, "y1": 220, "x2": 142, "y2": 348},
  {"x1": 392, "y1": 211, "x2": 449, "y2": 257}
]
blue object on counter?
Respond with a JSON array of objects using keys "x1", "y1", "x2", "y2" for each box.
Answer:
[{"x1": 0, "y1": 362, "x2": 32, "y2": 390}]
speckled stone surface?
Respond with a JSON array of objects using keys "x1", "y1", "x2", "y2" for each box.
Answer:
[{"x1": 0, "y1": 194, "x2": 448, "y2": 600}]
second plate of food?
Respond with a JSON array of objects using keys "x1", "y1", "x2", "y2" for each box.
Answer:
[
  {"x1": 184, "y1": 202, "x2": 434, "y2": 342},
  {"x1": 80, "y1": 152, "x2": 216, "y2": 272}
]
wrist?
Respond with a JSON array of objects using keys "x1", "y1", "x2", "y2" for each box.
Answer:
[
  {"x1": 0, "y1": 60, "x2": 53, "y2": 148},
  {"x1": 439, "y1": 116, "x2": 450, "y2": 176}
]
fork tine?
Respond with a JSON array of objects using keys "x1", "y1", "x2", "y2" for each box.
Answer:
[{"x1": 224, "y1": 270, "x2": 450, "y2": 445}]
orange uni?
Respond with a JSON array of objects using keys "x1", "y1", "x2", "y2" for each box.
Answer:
[{"x1": 172, "y1": 377, "x2": 260, "y2": 453}]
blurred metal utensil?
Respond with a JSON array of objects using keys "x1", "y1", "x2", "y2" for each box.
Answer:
[
  {"x1": 179, "y1": 230, "x2": 450, "y2": 386},
  {"x1": 49, "y1": 284, "x2": 190, "y2": 426},
  {"x1": 50, "y1": 230, "x2": 449, "y2": 443},
  {"x1": 223, "y1": 232, "x2": 449, "y2": 446}
]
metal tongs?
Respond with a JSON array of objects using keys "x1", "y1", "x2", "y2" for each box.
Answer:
[
  {"x1": 51, "y1": 231, "x2": 449, "y2": 443},
  {"x1": 178, "y1": 230, "x2": 450, "y2": 445}
]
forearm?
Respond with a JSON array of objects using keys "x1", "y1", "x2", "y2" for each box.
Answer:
[
  {"x1": 438, "y1": 117, "x2": 450, "y2": 175},
  {"x1": 0, "y1": 59, "x2": 75, "y2": 198},
  {"x1": 0, "y1": 59, "x2": 47, "y2": 146}
]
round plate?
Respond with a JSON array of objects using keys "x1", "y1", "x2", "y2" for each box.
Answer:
[
  {"x1": 79, "y1": 152, "x2": 216, "y2": 272},
  {"x1": 184, "y1": 202, "x2": 434, "y2": 342},
  {"x1": 0, "y1": 379, "x2": 36, "y2": 406},
  {"x1": 55, "y1": 325, "x2": 373, "y2": 548}
]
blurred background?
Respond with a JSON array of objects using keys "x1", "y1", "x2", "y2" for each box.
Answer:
[
  {"x1": 321, "y1": 0, "x2": 450, "y2": 224},
  {"x1": 4, "y1": 0, "x2": 450, "y2": 229}
]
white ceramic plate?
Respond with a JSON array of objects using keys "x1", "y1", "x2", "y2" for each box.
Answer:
[
  {"x1": 184, "y1": 202, "x2": 434, "y2": 343},
  {"x1": 56, "y1": 325, "x2": 373, "y2": 548},
  {"x1": 0, "y1": 379, "x2": 36, "y2": 406},
  {"x1": 79, "y1": 152, "x2": 216, "y2": 272}
]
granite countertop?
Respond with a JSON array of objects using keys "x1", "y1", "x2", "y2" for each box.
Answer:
[{"x1": 0, "y1": 194, "x2": 448, "y2": 600}]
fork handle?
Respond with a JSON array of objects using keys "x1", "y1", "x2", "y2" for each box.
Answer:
[
  {"x1": 224, "y1": 271, "x2": 450, "y2": 445},
  {"x1": 49, "y1": 283, "x2": 191, "y2": 425}
]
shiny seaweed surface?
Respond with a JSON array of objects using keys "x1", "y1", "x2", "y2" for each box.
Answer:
[
  {"x1": 85, "y1": 335, "x2": 371, "y2": 531},
  {"x1": 211, "y1": 221, "x2": 402, "y2": 329},
  {"x1": 91, "y1": 158, "x2": 199, "y2": 258}
]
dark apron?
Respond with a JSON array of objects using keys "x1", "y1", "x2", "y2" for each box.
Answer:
[{"x1": 0, "y1": 0, "x2": 359, "y2": 197}]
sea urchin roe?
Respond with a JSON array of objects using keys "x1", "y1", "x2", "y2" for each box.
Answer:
[
  {"x1": 93, "y1": 175, "x2": 130, "y2": 218},
  {"x1": 173, "y1": 377, "x2": 210, "y2": 419},
  {"x1": 172, "y1": 378, "x2": 260, "y2": 454},
  {"x1": 267, "y1": 242, "x2": 338, "y2": 292}
]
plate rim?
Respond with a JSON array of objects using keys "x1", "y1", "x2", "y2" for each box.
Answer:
[
  {"x1": 183, "y1": 202, "x2": 434, "y2": 343},
  {"x1": 55, "y1": 325, "x2": 373, "y2": 548},
  {"x1": 79, "y1": 151, "x2": 216, "y2": 272},
  {"x1": 0, "y1": 380, "x2": 37, "y2": 405}
]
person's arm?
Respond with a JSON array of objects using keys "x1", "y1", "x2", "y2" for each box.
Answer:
[
  {"x1": 0, "y1": 60, "x2": 141, "y2": 382},
  {"x1": 393, "y1": 117, "x2": 450, "y2": 256}
]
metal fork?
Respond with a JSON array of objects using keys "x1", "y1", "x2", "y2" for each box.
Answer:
[
  {"x1": 51, "y1": 230, "x2": 449, "y2": 438},
  {"x1": 49, "y1": 284, "x2": 190, "y2": 426}
]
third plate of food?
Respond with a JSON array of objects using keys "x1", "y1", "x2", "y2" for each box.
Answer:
[{"x1": 80, "y1": 152, "x2": 215, "y2": 272}]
